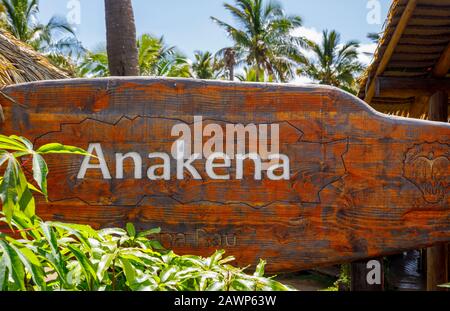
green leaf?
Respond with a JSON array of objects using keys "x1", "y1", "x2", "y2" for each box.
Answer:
[
  {"x1": 11, "y1": 244, "x2": 46, "y2": 290},
  {"x1": 16, "y1": 169, "x2": 36, "y2": 218},
  {"x1": 27, "y1": 182, "x2": 44, "y2": 195},
  {"x1": 160, "y1": 266, "x2": 178, "y2": 283},
  {"x1": 254, "y1": 259, "x2": 266, "y2": 277},
  {"x1": 37, "y1": 143, "x2": 90, "y2": 156},
  {"x1": 9, "y1": 136, "x2": 33, "y2": 150},
  {"x1": 11, "y1": 211, "x2": 42, "y2": 240},
  {"x1": 137, "y1": 227, "x2": 161, "y2": 238},
  {"x1": 0, "y1": 240, "x2": 25, "y2": 290},
  {"x1": 126, "y1": 223, "x2": 136, "y2": 238},
  {"x1": 49, "y1": 222, "x2": 98, "y2": 246},
  {"x1": 0, "y1": 135, "x2": 29, "y2": 152},
  {"x1": 97, "y1": 253, "x2": 116, "y2": 282},
  {"x1": 208, "y1": 250, "x2": 225, "y2": 268},
  {"x1": 40, "y1": 222, "x2": 67, "y2": 281},
  {"x1": 0, "y1": 156, "x2": 19, "y2": 223},
  {"x1": 67, "y1": 244, "x2": 98, "y2": 288},
  {"x1": 0, "y1": 256, "x2": 7, "y2": 291},
  {"x1": 230, "y1": 278, "x2": 254, "y2": 291},
  {"x1": 206, "y1": 280, "x2": 225, "y2": 291},
  {"x1": 0, "y1": 152, "x2": 10, "y2": 167},
  {"x1": 119, "y1": 257, "x2": 137, "y2": 287},
  {"x1": 32, "y1": 153, "x2": 48, "y2": 198}
]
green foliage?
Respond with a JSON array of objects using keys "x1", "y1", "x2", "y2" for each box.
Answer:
[
  {"x1": 324, "y1": 264, "x2": 351, "y2": 291},
  {"x1": 138, "y1": 34, "x2": 191, "y2": 78},
  {"x1": 77, "y1": 50, "x2": 110, "y2": 77},
  {"x1": 296, "y1": 29, "x2": 364, "y2": 94},
  {"x1": 0, "y1": 0, "x2": 83, "y2": 57},
  {"x1": 236, "y1": 66, "x2": 273, "y2": 82},
  {"x1": 0, "y1": 135, "x2": 292, "y2": 291},
  {"x1": 439, "y1": 283, "x2": 450, "y2": 288},
  {"x1": 78, "y1": 34, "x2": 192, "y2": 78},
  {"x1": 0, "y1": 214, "x2": 293, "y2": 291},
  {"x1": 191, "y1": 51, "x2": 226, "y2": 80},
  {"x1": 211, "y1": 0, "x2": 304, "y2": 82},
  {"x1": 0, "y1": 134, "x2": 90, "y2": 223}
]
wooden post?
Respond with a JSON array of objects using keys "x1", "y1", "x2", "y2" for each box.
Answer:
[
  {"x1": 427, "y1": 90, "x2": 449, "y2": 291},
  {"x1": 351, "y1": 259, "x2": 384, "y2": 291},
  {"x1": 427, "y1": 245, "x2": 449, "y2": 291},
  {"x1": 429, "y1": 91, "x2": 448, "y2": 121}
]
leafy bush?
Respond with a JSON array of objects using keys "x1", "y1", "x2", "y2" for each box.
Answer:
[
  {"x1": 0, "y1": 134, "x2": 89, "y2": 223},
  {"x1": 0, "y1": 134, "x2": 292, "y2": 291},
  {"x1": 0, "y1": 213, "x2": 292, "y2": 291}
]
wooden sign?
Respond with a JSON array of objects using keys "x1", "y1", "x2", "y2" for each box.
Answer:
[{"x1": 1, "y1": 78, "x2": 449, "y2": 272}]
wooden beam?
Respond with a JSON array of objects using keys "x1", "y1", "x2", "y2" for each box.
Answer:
[
  {"x1": 433, "y1": 42, "x2": 450, "y2": 78},
  {"x1": 410, "y1": 96, "x2": 429, "y2": 119},
  {"x1": 375, "y1": 76, "x2": 450, "y2": 98},
  {"x1": 365, "y1": 0, "x2": 418, "y2": 103},
  {"x1": 429, "y1": 90, "x2": 449, "y2": 121}
]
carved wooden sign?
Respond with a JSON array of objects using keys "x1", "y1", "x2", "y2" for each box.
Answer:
[{"x1": 1, "y1": 78, "x2": 449, "y2": 272}]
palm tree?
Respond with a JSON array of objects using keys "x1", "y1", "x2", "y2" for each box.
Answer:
[
  {"x1": 137, "y1": 34, "x2": 190, "y2": 78},
  {"x1": 296, "y1": 29, "x2": 364, "y2": 94},
  {"x1": 0, "y1": 0, "x2": 82, "y2": 55},
  {"x1": 211, "y1": 0, "x2": 303, "y2": 82},
  {"x1": 367, "y1": 32, "x2": 381, "y2": 44},
  {"x1": 220, "y1": 48, "x2": 236, "y2": 81},
  {"x1": 78, "y1": 34, "x2": 192, "y2": 78},
  {"x1": 78, "y1": 49, "x2": 109, "y2": 77},
  {"x1": 236, "y1": 66, "x2": 273, "y2": 82},
  {"x1": 191, "y1": 51, "x2": 221, "y2": 79},
  {"x1": 104, "y1": 0, "x2": 139, "y2": 76}
]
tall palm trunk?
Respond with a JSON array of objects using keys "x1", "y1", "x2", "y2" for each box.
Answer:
[
  {"x1": 104, "y1": 0, "x2": 139, "y2": 76},
  {"x1": 224, "y1": 48, "x2": 235, "y2": 81}
]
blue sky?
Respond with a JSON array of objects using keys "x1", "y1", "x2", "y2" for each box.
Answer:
[{"x1": 38, "y1": 0, "x2": 390, "y2": 59}]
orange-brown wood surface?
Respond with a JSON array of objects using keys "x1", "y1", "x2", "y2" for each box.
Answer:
[{"x1": 0, "y1": 78, "x2": 449, "y2": 272}]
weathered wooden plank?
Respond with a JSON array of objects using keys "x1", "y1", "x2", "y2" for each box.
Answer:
[{"x1": 0, "y1": 78, "x2": 449, "y2": 272}]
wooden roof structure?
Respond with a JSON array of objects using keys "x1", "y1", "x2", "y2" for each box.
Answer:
[
  {"x1": 358, "y1": 0, "x2": 450, "y2": 121},
  {"x1": 0, "y1": 30, "x2": 69, "y2": 86}
]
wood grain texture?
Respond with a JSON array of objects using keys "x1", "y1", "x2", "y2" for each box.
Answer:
[{"x1": 0, "y1": 77, "x2": 449, "y2": 272}]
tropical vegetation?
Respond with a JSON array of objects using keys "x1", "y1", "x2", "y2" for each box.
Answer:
[
  {"x1": 0, "y1": 213, "x2": 292, "y2": 291},
  {"x1": 0, "y1": 0, "x2": 84, "y2": 67},
  {"x1": 211, "y1": 0, "x2": 304, "y2": 82},
  {"x1": 0, "y1": 0, "x2": 371, "y2": 292},
  {"x1": 296, "y1": 29, "x2": 364, "y2": 94},
  {"x1": 0, "y1": 134, "x2": 292, "y2": 291},
  {"x1": 77, "y1": 34, "x2": 192, "y2": 78},
  {"x1": 0, "y1": 0, "x2": 366, "y2": 89}
]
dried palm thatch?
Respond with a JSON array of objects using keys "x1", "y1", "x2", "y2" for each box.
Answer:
[
  {"x1": 358, "y1": 0, "x2": 450, "y2": 121},
  {"x1": 0, "y1": 29, "x2": 69, "y2": 86},
  {"x1": 357, "y1": 0, "x2": 401, "y2": 101}
]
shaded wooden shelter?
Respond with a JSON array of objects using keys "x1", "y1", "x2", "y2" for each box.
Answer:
[
  {"x1": 358, "y1": 0, "x2": 450, "y2": 122},
  {"x1": 0, "y1": 30, "x2": 69, "y2": 86},
  {"x1": 358, "y1": 0, "x2": 450, "y2": 291}
]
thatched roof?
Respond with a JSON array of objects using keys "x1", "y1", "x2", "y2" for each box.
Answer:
[
  {"x1": 358, "y1": 0, "x2": 450, "y2": 120},
  {"x1": 0, "y1": 30, "x2": 69, "y2": 86}
]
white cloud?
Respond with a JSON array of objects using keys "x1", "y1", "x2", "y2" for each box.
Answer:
[
  {"x1": 357, "y1": 43, "x2": 377, "y2": 66},
  {"x1": 292, "y1": 75, "x2": 314, "y2": 84},
  {"x1": 291, "y1": 26, "x2": 323, "y2": 44}
]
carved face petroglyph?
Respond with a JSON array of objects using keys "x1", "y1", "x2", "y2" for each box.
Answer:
[{"x1": 403, "y1": 142, "x2": 450, "y2": 204}]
